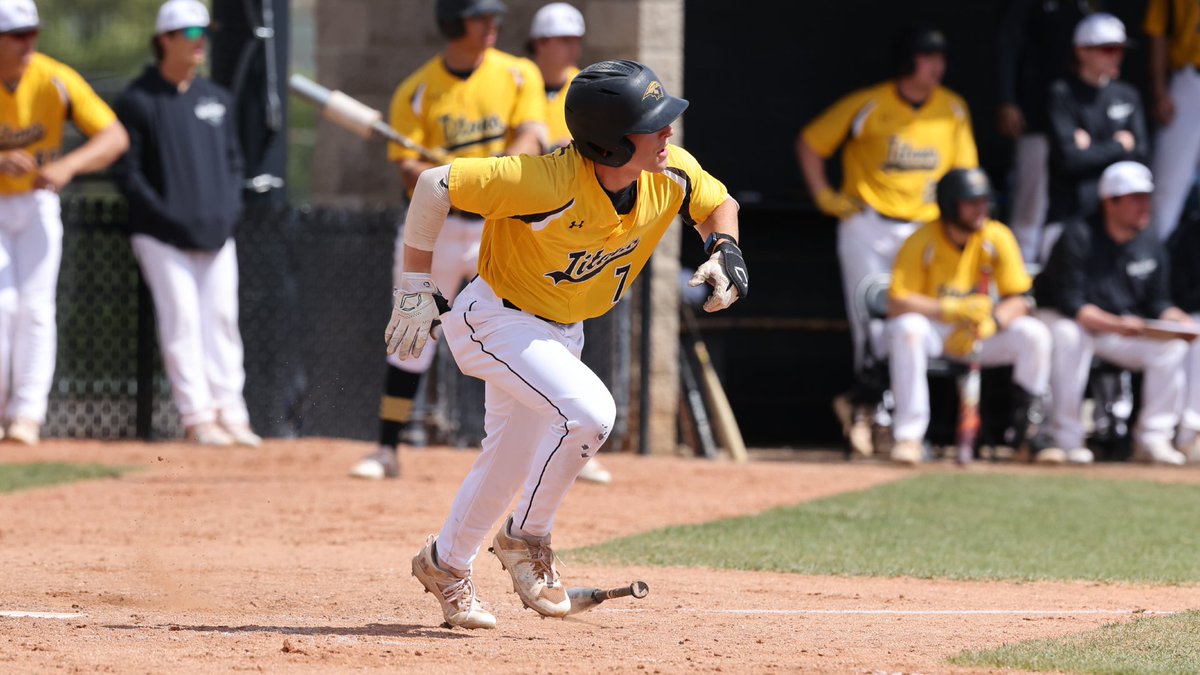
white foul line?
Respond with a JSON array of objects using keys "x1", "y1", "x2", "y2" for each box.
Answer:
[
  {"x1": 598, "y1": 608, "x2": 1172, "y2": 617},
  {"x1": 0, "y1": 611, "x2": 85, "y2": 620}
]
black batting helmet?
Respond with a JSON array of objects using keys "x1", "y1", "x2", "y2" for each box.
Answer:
[
  {"x1": 936, "y1": 168, "x2": 993, "y2": 222},
  {"x1": 564, "y1": 60, "x2": 688, "y2": 168},
  {"x1": 436, "y1": 0, "x2": 507, "y2": 40},
  {"x1": 894, "y1": 25, "x2": 947, "y2": 76}
]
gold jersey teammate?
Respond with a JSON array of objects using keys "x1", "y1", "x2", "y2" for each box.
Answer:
[
  {"x1": 388, "y1": 60, "x2": 747, "y2": 629},
  {"x1": 796, "y1": 26, "x2": 979, "y2": 457}
]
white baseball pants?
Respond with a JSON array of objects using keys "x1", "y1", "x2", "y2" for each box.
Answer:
[
  {"x1": 1040, "y1": 310, "x2": 1187, "y2": 449},
  {"x1": 387, "y1": 213, "x2": 482, "y2": 373},
  {"x1": 433, "y1": 276, "x2": 615, "y2": 572},
  {"x1": 131, "y1": 235, "x2": 250, "y2": 428},
  {"x1": 887, "y1": 313, "x2": 1051, "y2": 443},
  {"x1": 0, "y1": 189, "x2": 62, "y2": 424},
  {"x1": 838, "y1": 209, "x2": 919, "y2": 371},
  {"x1": 1178, "y1": 312, "x2": 1200, "y2": 446},
  {"x1": 1007, "y1": 133, "x2": 1050, "y2": 263},
  {"x1": 1151, "y1": 66, "x2": 1200, "y2": 243}
]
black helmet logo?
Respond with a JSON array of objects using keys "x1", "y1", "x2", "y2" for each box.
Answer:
[{"x1": 642, "y1": 81, "x2": 664, "y2": 102}]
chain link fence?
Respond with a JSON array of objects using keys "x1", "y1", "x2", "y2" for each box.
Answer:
[{"x1": 51, "y1": 197, "x2": 632, "y2": 446}]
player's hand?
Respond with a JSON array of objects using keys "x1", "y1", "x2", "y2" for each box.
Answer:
[
  {"x1": 814, "y1": 187, "x2": 863, "y2": 220},
  {"x1": 385, "y1": 272, "x2": 449, "y2": 359},
  {"x1": 997, "y1": 103, "x2": 1026, "y2": 139},
  {"x1": 689, "y1": 239, "x2": 749, "y2": 313},
  {"x1": 1113, "y1": 130, "x2": 1135, "y2": 152},
  {"x1": 34, "y1": 160, "x2": 75, "y2": 192},
  {"x1": 940, "y1": 294, "x2": 993, "y2": 326},
  {"x1": 0, "y1": 150, "x2": 36, "y2": 176}
]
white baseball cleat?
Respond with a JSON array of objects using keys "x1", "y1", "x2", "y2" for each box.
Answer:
[
  {"x1": 349, "y1": 446, "x2": 400, "y2": 480},
  {"x1": 411, "y1": 535, "x2": 495, "y2": 629},
  {"x1": 490, "y1": 516, "x2": 570, "y2": 618},
  {"x1": 576, "y1": 457, "x2": 612, "y2": 484}
]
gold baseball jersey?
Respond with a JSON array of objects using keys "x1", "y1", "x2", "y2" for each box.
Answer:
[
  {"x1": 0, "y1": 53, "x2": 116, "y2": 195},
  {"x1": 388, "y1": 48, "x2": 546, "y2": 166},
  {"x1": 889, "y1": 219, "x2": 1030, "y2": 302},
  {"x1": 449, "y1": 143, "x2": 729, "y2": 323},
  {"x1": 1144, "y1": 0, "x2": 1200, "y2": 70},
  {"x1": 802, "y1": 82, "x2": 978, "y2": 223},
  {"x1": 544, "y1": 65, "x2": 579, "y2": 149}
]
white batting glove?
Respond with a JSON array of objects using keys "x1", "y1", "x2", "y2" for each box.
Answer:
[
  {"x1": 385, "y1": 273, "x2": 447, "y2": 360},
  {"x1": 688, "y1": 236, "x2": 749, "y2": 313}
]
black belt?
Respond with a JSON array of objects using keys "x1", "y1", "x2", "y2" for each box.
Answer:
[{"x1": 501, "y1": 298, "x2": 558, "y2": 324}]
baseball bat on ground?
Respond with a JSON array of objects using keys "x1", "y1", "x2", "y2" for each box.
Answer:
[
  {"x1": 288, "y1": 74, "x2": 451, "y2": 165},
  {"x1": 565, "y1": 581, "x2": 649, "y2": 616},
  {"x1": 680, "y1": 305, "x2": 748, "y2": 462}
]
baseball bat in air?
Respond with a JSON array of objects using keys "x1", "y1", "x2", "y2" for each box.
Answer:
[
  {"x1": 288, "y1": 74, "x2": 451, "y2": 165},
  {"x1": 565, "y1": 581, "x2": 649, "y2": 616},
  {"x1": 955, "y1": 267, "x2": 990, "y2": 467}
]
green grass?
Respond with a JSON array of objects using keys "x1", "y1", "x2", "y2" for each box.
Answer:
[
  {"x1": 569, "y1": 474, "x2": 1200, "y2": 583},
  {"x1": 0, "y1": 463, "x2": 127, "y2": 493},
  {"x1": 950, "y1": 611, "x2": 1200, "y2": 673}
]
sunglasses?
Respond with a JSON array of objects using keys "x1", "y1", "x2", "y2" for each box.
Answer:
[
  {"x1": 170, "y1": 26, "x2": 207, "y2": 40},
  {"x1": 1, "y1": 28, "x2": 39, "y2": 40}
]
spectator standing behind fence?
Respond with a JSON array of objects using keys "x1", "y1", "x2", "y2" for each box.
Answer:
[
  {"x1": 347, "y1": 0, "x2": 546, "y2": 480},
  {"x1": 1041, "y1": 13, "x2": 1147, "y2": 262},
  {"x1": 0, "y1": 0, "x2": 128, "y2": 445},
  {"x1": 886, "y1": 169, "x2": 1054, "y2": 465},
  {"x1": 524, "y1": 2, "x2": 611, "y2": 485},
  {"x1": 796, "y1": 25, "x2": 978, "y2": 457},
  {"x1": 1145, "y1": 0, "x2": 1200, "y2": 242},
  {"x1": 1034, "y1": 161, "x2": 1190, "y2": 466},
  {"x1": 111, "y1": 0, "x2": 260, "y2": 447},
  {"x1": 996, "y1": 0, "x2": 1093, "y2": 263}
]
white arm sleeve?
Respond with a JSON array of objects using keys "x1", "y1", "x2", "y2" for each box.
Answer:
[{"x1": 402, "y1": 164, "x2": 453, "y2": 252}]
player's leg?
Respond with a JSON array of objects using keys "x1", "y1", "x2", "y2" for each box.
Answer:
[
  {"x1": 1008, "y1": 133, "x2": 1050, "y2": 263},
  {"x1": 6, "y1": 191, "x2": 64, "y2": 444},
  {"x1": 886, "y1": 313, "x2": 942, "y2": 464},
  {"x1": 1093, "y1": 334, "x2": 1188, "y2": 464},
  {"x1": 977, "y1": 316, "x2": 1059, "y2": 460},
  {"x1": 1040, "y1": 311, "x2": 1094, "y2": 459},
  {"x1": 1151, "y1": 69, "x2": 1200, "y2": 242},
  {"x1": 196, "y1": 238, "x2": 259, "y2": 446},
  {"x1": 438, "y1": 277, "x2": 614, "y2": 618},
  {"x1": 131, "y1": 234, "x2": 229, "y2": 445},
  {"x1": 1179, "y1": 313, "x2": 1200, "y2": 460}
]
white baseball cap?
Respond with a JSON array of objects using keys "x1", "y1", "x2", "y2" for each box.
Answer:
[
  {"x1": 1099, "y1": 161, "x2": 1153, "y2": 198},
  {"x1": 1074, "y1": 13, "x2": 1127, "y2": 47},
  {"x1": 0, "y1": 0, "x2": 39, "y2": 34},
  {"x1": 530, "y1": 2, "x2": 585, "y2": 39},
  {"x1": 156, "y1": 0, "x2": 210, "y2": 34}
]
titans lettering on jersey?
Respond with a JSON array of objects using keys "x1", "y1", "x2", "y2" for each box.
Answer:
[
  {"x1": 388, "y1": 48, "x2": 546, "y2": 171},
  {"x1": 449, "y1": 144, "x2": 729, "y2": 324},
  {"x1": 802, "y1": 81, "x2": 978, "y2": 222}
]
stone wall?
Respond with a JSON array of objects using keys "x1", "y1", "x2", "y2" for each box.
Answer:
[{"x1": 312, "y1": 0, "x2": 684, "y2": 455}]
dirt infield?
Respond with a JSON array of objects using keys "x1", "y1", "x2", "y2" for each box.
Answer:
[{"x1": 3, "y1": 440, "x2": 1200, "y2": 673}]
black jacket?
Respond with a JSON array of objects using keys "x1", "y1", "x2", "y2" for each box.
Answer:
[
  {"x1": 1046, "y1": 75, "x2": 1148, "y2": 223},
  {"x1": 112, "y1": 67, "x2": 244, "y2": 251},
  {"x1": 996, "y1": 0, "x2": 1092, "y2": 134},
  {"x1": 1034, "y1": 213, "x2": 1173, "y2": 319}
]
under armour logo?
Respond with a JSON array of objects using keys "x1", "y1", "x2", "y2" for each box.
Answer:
[{"x1": 568, "y1": 220, "x2": 584, "y2": 229}]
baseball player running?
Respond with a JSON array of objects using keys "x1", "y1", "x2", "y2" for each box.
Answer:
[
  {"x1": 887, "y1": 169, "x2": 1053, "y2": 465},
  {"x1": 390, "y1": 60, "x2": 747, "y2": 628},
  {"x1": 349, "y1": 0, "x2": 547, "y2": 480},
  {"x1": 796, "y1": 26, "x2": 978, "y2": 456},
  {"x1": 1144, "y1": 0, "x2": 1200, "y2": 241},
  {"x1": 0, "y1": 0, "x2": 128, "y2": 445}
]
